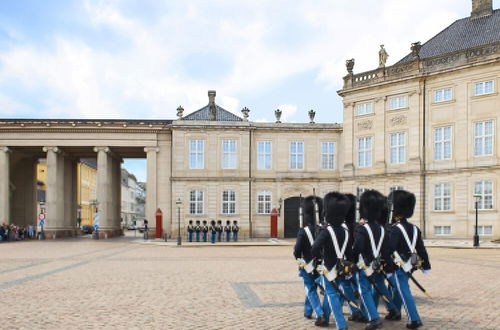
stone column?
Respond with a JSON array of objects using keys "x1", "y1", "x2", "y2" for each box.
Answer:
[
  {"x1": 43, "y1": 147, "x2": 67, "y2": 238},
  {"x1": 145, "y1": 147, "x2": 159, "y2": 236},
  {"x1": 0, "y1": 147, "x2": 11, "y2": 224},
  {"x1": 11, "y1": 156, "x2": 37, "y2": 227}
]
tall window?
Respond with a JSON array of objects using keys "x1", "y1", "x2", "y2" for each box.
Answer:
[
  {"x1": 387, "y1": 95, "x2": 407, "y2": 110},
  {"x1": 290, "y1": 141, "x2": 304, "y2": 169},
  {"x1": 189, "y1": 140, "x2": 204, "y2": 169},
  {"x1": 434, "y1": 183, "x2": 451, "y2": 211},
  {"x1": 474, "y1": 121, "x2": 494, "y2": 156},
  {"x1": 474, "y1": 80, "x2": 494, "y2": 96},
  {"x1": 474, "y1": 181, "x2": 493, "y2": 210},
  {"x1": 222, "y1": 140, "x2": 237, "y2": 169},
  {"x1": 189, "y1": 190, "x2": 204, "y2": 214},
  {"x1": 222, "y1": 190, "x2": 236, "y2": 214},
  {"x1": 358, "y1": 137, "x2": 372, "y2": 167},
  {"x1": 390, "y1": 132, "x2": 406, "y2": 164},
  {"x1": 321, "y1": 142, "x2": 336, "y2": 170},
  {"x1": 434, "y1": 126, "x2": 452, "y2": 160},
  {"x1": 356, "y1": 102, "x2": 373, "y2": 115},
  {"x1": 434, "y1": 88, "x2": 452, "y2": 102},
  {"x1": 257, "y1": 141, "x2": 272, "y2": 170},
  {"x1": 257, "y1": 191, "x2": 272, "y2": 214},
  {"x1": 434, "y1": 226, "x2": 451, "y2": 236}
]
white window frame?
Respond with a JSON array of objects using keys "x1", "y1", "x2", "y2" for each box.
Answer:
[
  {"x1": 320, "y1": 141, "x2": 336, "y2": 170},
  {"x1": 357, "y1": 136, "x2": 372, "y2": 167},
  {"x1": 221, "y1": 190, "x2": 236, "y2": 215},
  {"x1": 189, "y1": 190, "x2": 204, "y2": 215},
  {"x1": 474, "y1": 120, "x2": 494, "y2": 157},
  {"x1": 389, "y1": 132, "x2": 406, "y2": 164},
  {"x1": 434, "y1": 226, "x2": 451, "y2": 236},
  {"x1": 222, "y1": 140, "x2": 237, "y2": 169},
  {"x1": 189, "y1": 140, "x2": 205, "y2": 169},
  {"x1": 476, "y1": 225, "x2": 493, "y2": 236},
  {"x1": 257, "y1": 191, "x2": 272, "y2": 214},
  {"x1": 434, "y1": 87, "x2": 453, "y2": 103},
  {"x1": 434, "y1": 126, "x2": 453, "y2": 161},
  {"x1": 257, "y1": 141, "x2": 272, "y2": 170},
  {"x1": 356, "y1": 102, "x2": 373, "y2": 116},
  {"x1": 433, "y1": 183, "x2": 452, "y2": 211},
  {"x1": 474, "y1": 80, "x2": 494, "y2": 96},
  {"x1": 387, "y1": 95, "x2": 407, "y2": 110},
  {"x1": 474, "y1": 180, "x2": 494, "y2": 210},
  {"x1": 289, "y1": 141, "x2": 304, "y2": 170}
]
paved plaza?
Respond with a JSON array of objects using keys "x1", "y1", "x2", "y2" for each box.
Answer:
[{"x1": 1, "y1": 237, "x2": 500, "y2": 329}]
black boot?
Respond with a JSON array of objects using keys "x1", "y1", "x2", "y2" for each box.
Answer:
[
  {"x1": 314, "y1": 315, "x2": 327, "y2": 327},
  {"x1": 385, "y1": 309, "x2": 401, "y2": 321},
  {"x1": 304, "y1": 314, "x2": 312, "y2": 319},
  {"x1": 365, "y1": 318, "x2": 383, "y2": 330},
  {"x1": 348, "y1": 312, "x2": 368, "y2": 323},
  {"x1": 406, "y1": 320, "x2": 423, "y2": 329}
]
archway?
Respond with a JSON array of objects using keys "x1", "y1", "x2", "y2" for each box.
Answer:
[{"x1": 284, "y1": 196, "x2": 300, "y2": 238}]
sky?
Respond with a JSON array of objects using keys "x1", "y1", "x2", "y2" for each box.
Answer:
[{"x1": 1, "y1": 0, "x2": 498, "y2": 181}]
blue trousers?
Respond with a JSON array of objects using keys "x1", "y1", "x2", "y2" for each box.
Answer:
[
  {"x1": 233, "y1": 232, "x2": 238, "y2": 242},
  {"x1": 372, "y1": 272, "x2": 396, "y2": 312},
  {"x1": 388, "y1": 269, "x2": 421, "y2": 322},
  {"x1": 217, "y1": 232, "x2": 222, "y2": 242},
  {"x1": 354, "y1": 270, "x2": 380, "y2": 322},
  {"x1": 339, "y1": 276, "x2": 364, "y2": 317},
  {"x1": 299, "y1": 269, "x2": 324, "y2": 318},
  {"x1": 202, "y1": 232, "x2": 207, "y2": 242},
  {"x1": 210, "y1": 231, "x2": 216, "y2": 244},
  {"x1": 315, "y1": 275, "x2": 347, "y2": 329},
  {"x1": 225, "y1": 232, "x2": 230, "y2": 241},
  {"x1": 195, "y1": 232, "x2": 200, "y2": 242},
  {"x1": 188, "y1": 232, "x2": 193, "y2": 242}
]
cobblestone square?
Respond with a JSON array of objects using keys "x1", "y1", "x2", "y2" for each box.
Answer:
[{"x1": 1, "y1": 238, "x2": 500, "y2": 329}]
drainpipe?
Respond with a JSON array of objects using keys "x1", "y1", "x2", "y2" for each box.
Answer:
[
  {"x1": 248, "y1": 125, "x2": 253, "y2": 239},
  {"x1": 421, "y1": 77, "x2": 427, "y2": 238}
]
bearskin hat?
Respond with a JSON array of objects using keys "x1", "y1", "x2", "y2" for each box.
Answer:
[
  {"x1": 344, "y1": 193, "x2": 356, "y2": 226},
  {"x1": 323, "y1": 192, "x2": 349, "y2": 226},
  {"x1": 302, "y1": 196, "x2": 322, "y2": 227},
  {"x1": 389, "y1": 189, "x2": 416, "y2": 219},
  {"x1": 376, "y1": 195, "x2": 389, "y2": 226},
  {"x1": 359, "y1": 189, "x2": 385, "y2": 223}
]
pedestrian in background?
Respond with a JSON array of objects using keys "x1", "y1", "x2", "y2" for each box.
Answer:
[{"x1": 143, "y1": 219, "x2": 149, "y2": 240}]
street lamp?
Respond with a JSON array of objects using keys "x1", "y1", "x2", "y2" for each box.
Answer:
[
  {"x1": 473, "y1": 194, "x2": 481, "y2": 247},
  {"x1": 176, "y1": 198, "x2": 182, "y2": 246}
]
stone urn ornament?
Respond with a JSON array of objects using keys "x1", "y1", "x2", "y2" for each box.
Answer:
[
  {"x1": 346, "y1": 58, "x2": 355, "y2": 74},
  {"x1": 308, "y1": 109, "x2": 316, "y2": 124},
  {"x1": 176, "y1": 106, "x2": 184, "y2": 119},
  {"x1": 275, "y1": 109, "x2": 282, "y2": 123},
  {"x1": 241, "y1": 107, "x2": 250, "y2": 121}
]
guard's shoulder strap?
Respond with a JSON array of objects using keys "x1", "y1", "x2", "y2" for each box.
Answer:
[
  {"x1": 396, "y1": 223, "x2": 417, "y2": 253},
  {"x1": 363, "y1": 224, "x2": 385, "y2": 258},
  {"x1": 304, "y1": 227, "x2": 314, "y2": 247},
  {"x1": 327, "y1": 226, "x2": 349, "y2": 259}
]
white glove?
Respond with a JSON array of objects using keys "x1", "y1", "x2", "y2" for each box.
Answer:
[
  {"x1": 386, "y1": 273, "x2": 394, "y2": 279},
  {"x1": 422, "y1": 269, "x2": 430, "y2": 275}
]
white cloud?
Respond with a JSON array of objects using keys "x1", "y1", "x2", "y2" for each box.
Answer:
[{"x1": 277, "y1": 104, "x2": 297, "y2": 122}]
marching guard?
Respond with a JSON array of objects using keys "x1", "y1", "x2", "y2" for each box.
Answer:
[
  {"x1": 202, "y1": 220, "x2": 209, "y2": 242},
  {"x1": 311, "y1": 192, "x2": 352, "y2": 330},
  {"x1": 195, "y1": 220, "x2": 201, "y2": 242},
  {"x1": 385, "y1": 190, "x2": 431, "y2": 329},
  {"x1": 209, "y1": 220, "x2": 217, "y2": 244},
  {"x1": 224, "y1": 220, "x2": 231, "y2": 242},
  {"x1": 294, "y1": 196, "x2": 327, "y2": 326},
  {"x1": 216, "y1": 220, "x2": 223, "y2": 242},
  {"x1": 231, "y1": 220, "x2": 239, "y2": 242},
  {"x1": 352, "y1": 189, "x2": 387, "y2": 330},
  {"x1": 187, "y1": 220, "x2": 194, "y2": 242}
]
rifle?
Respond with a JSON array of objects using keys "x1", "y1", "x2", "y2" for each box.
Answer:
[
  {"x1": 299, "y1": 193, "x2": 303, "y2": 228},
  {"x1": 313, "y1": 188, "x2": 320, "y2": 226},
  {"x1": 355, "y1": 187, "x2": 361, "y2": 222},
  {"x1": 388, "y1": 187, "x2": 395, "y2": 224}
]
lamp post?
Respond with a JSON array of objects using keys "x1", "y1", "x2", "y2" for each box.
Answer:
[
  {"x1": 176, "y1": 198, "x2": 182, "y2": 246},
  {"x1": 473, "y1": 194, "x2": 481, "y2": 247}
]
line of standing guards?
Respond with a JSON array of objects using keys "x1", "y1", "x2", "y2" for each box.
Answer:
[
  {"x1": 186, "y1": 220, "x2": 239, "y2": 243},
  {"x1": 294, "y1": 189, "x2": 430, "y2": 330}
]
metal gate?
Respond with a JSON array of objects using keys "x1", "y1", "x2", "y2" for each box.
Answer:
[{"x1": 284, "y1": 197, "x2": 300, "y2": 238}]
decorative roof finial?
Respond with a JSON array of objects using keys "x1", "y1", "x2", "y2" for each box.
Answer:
[
  {"x1": 241, "y1": 107, "x2": 250, "y2": 121},
  {"x1": 177, "y1": 106, "x2": 184, "y2": 119},
  {"x1": 308, "y1": 109, "x2": 316, "y2": 124},
  {"x1": 378, "y1": 45, "x2": 388, "y2": 68},
  {"x1": 346, "y1": 58, "x2": 355, "y2": 74},
  {"x1": 275, "y1": 109, "x2": 282, "y2": 123},
  {"x1": 411, "y1": 42, "x2": 422, "y2": 59}
]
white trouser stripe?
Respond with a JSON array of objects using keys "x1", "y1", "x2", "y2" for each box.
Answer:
[
  {"x1": 394, "y1": 272, "x2": 412, "y2": 321},
  {"x1": 356, "y1": 272, "x2": 372, "y2": 322},
  {"x1": 323, "y1": 277, "x2": 339, "y2": 330}
]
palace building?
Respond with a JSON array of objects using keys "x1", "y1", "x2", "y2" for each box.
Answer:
[{"x1": 0, "y1": 0, "x2": 498, "y2": 240}]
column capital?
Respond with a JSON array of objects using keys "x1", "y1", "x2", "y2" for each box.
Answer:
[
  {"x1": 93, "y1": 146, "x2": 110, "y2": 153},
  {"x1": 144, "y1": 147, "x2": 160, "y2": 153},
  {"x1": 43, "y1": 146, "x2": 62, "y2": 154},
  {"x1": 0, "y1": 146, "x2": 11, "y2": 153}
]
